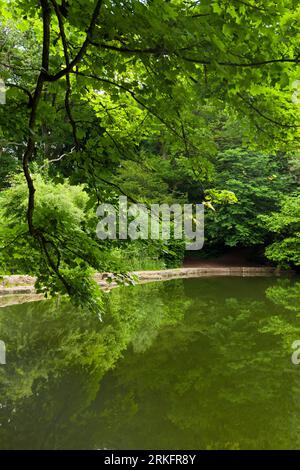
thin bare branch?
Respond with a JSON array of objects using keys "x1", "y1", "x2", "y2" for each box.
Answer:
[{"x1": 39, "y1": 147, "x2": 75, "y2": 170}]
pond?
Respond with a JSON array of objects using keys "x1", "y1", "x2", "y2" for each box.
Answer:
[{"x1": 0, "y1": 276, "x2": 300, "y2": 450}]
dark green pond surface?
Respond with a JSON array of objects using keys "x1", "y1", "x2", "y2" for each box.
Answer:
[{"x1": 0, "y1": 276, "x2": 300, "y2": 450}]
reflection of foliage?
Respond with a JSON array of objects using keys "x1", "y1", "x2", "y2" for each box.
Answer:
[
  {"x1": 266, "y1": 280, "x2": 300, "y2": 313},
  {"x1": 0, "y1": 280, "x2": 187, "y2": 449},
  {"x1": 0, "y1": 277, "x2": 300, "y2": 449},
  {"x1": 92, "y1": 278, "x2": 300, "y2": 450},
  {"x1": 259, "y1": 280, "x2": 300, "y2": 352}
]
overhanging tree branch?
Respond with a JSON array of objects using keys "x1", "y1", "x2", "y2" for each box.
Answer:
[
  {"x1": 177, "y1": 54, "x2": 300, "y2": 68},
  {"x1": 6, "y1": 83, "x2": 33, "y2": 107},
  {"x1": 20, "y1": 0, "x2": 106, "y2": 295},
  {"x1": 51, "y1": 0, "x2": 80, "y2": 149},
  {"x1": 23, "y1": 0, "x2": 51, "y2": 236},
  {"x1": 88, "y1": 40, "x2": 300, "y2": 68},
  {"x1": 237, "y1": 93, "x2": 300, "y2": 129},
  {"x1": 71, "y1": 71, "x2": 185, "y2": 140}
]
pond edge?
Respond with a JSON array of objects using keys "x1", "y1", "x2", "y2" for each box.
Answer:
[{"x1": 0, "y1": 266, "x2": 285, "y2": 303}]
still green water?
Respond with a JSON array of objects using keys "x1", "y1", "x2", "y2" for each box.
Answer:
[{"x1": 0, "y1": 276, "x2": 300, "y2": 450}]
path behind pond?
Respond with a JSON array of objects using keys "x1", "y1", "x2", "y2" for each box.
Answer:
[{"x1": 183, "y1": 247, "x2": 267, "y2": 268}]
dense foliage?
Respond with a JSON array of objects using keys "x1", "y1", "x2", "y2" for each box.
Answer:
[
  {"x1": 0, "y1": 0, "x2": 299, "y2": 306},
  {"x1": 261, "y1": 194, "x2": 300, "y2": 268},
  {"x1": 204, "y1": 149, "x2": 297, "y2": 248}
]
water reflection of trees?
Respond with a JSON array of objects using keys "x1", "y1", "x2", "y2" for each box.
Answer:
[
  {"x1": 0, "y1": 278, "x2": 299, "y2": 449},
  {"x1": 0, "y1": 281, "x2": 187, "y2": 449},
  {"x1": 89, "y1": 279, "x2": 300, "y2": 450}
]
